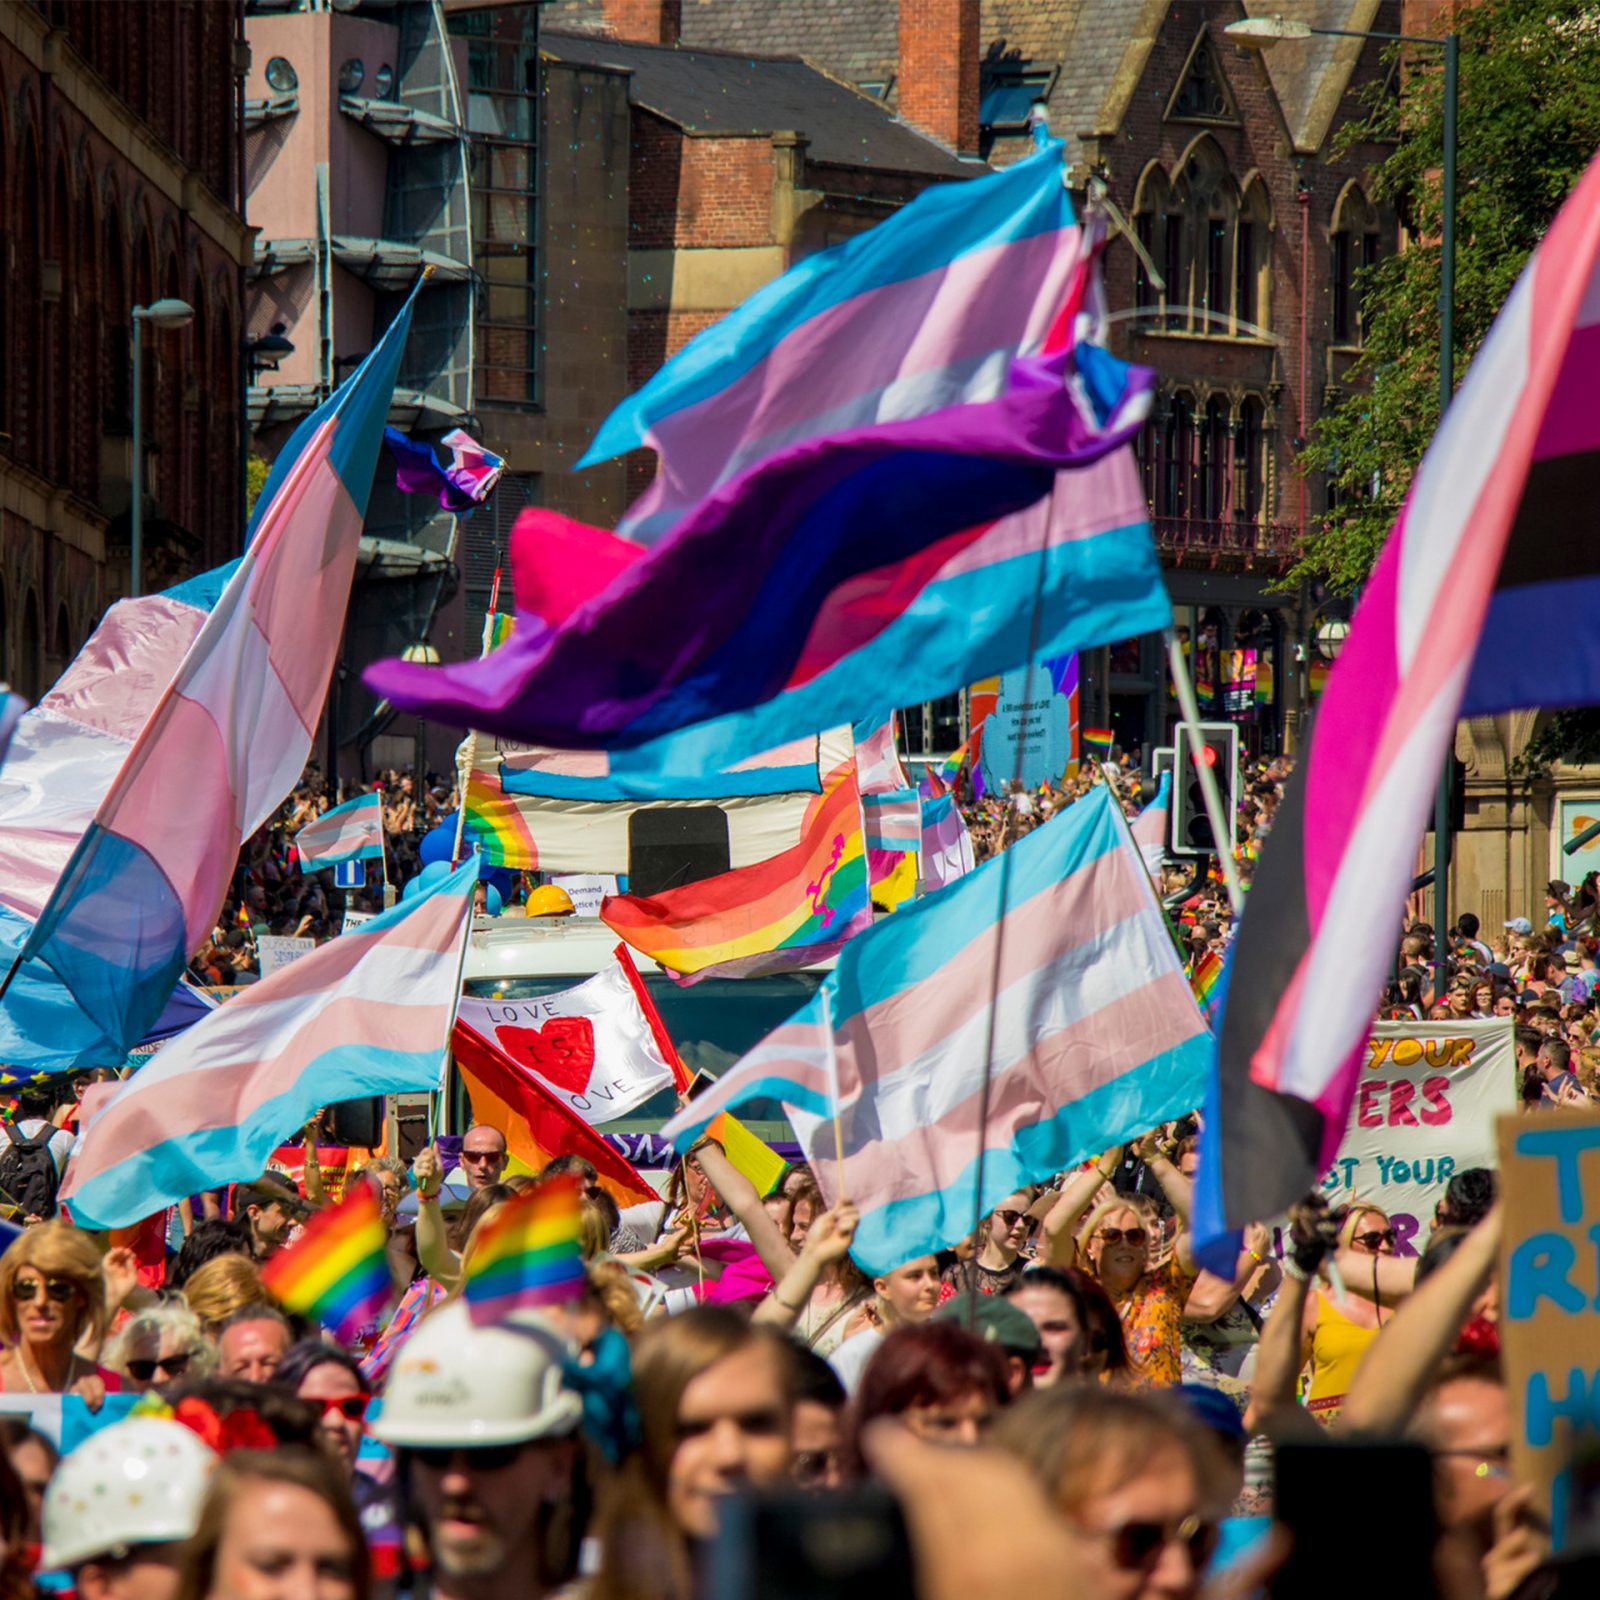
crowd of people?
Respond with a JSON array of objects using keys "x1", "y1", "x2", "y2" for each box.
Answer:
[{"x1": 0, "y1": 740, "x2": 1581, "y2": 1600}]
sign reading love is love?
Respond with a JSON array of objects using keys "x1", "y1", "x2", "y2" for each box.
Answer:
[{"x1": 457, "y1": 963, "x2": 676, "y2": 1123}]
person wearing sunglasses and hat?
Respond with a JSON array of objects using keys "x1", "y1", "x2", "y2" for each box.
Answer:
[
  {"x1": 0, "y1": 1221, "x2": 122, "y2": 1404},
  {"x1": 369, "y1": 1299, "x2": 586, "y2": 1600}
]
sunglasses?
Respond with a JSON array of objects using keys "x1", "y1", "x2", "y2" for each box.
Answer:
[
  {"x1": 1103, "y1": 1514, "x2": 1217, "y2": 1572},
  {"x1": 410, "y1": 1441, "x2": 525, "y2": 1472},
  {"x1": 1352, "y1": 1229, "x2": 1396, "y2": 1251},
  {"x1": 1097, "y1": 1226, "x2": 1147, "y2": 1247},
  {"x1": 125, "y1": 1350, "x2": 198, "y2": 1382},
  {"x1": 13, "y1": 1276, "x2": 77, "y2": 1304},
  {"x1": 314, "y1": 1394, "x2": 370, "y2": 1422},
  {"x1": 994, "y1": 1209, "x2": 1029, "y2": 1228}
]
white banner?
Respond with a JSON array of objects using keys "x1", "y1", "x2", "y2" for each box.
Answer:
[
  {"x1": 1320, "y1": 1018, "x2": 1516, "y2": 1253},
  {"x1": 457, "y1": 962, "x2": 675, "y2": 1123},
  {"x1": 550, "y1": 874, "x2": 619, "y2": 918},
  {"x1": 256, "y1": 935, "x2": 315, "y2": 977}
]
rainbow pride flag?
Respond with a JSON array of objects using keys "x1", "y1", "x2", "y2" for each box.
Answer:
[
  {"x1": 261, "y1": 1184, "x2": 391, "y2": 1342},
  {"x1": 464, "y1": 1173, "x2": 586, "y2": 1325},
  {"x1": 463, "y1": 768, "x2": 538, "y2": 868},
  {"x1": 1081, "y1": 727, "x2": 1114, "y2": 752},
  {"x1": 601, "y1": 764, "x2": 869, "y2": 982},
  {"x1": 1190, "y1": 949, "x2": 1224, "y2": 1025},
  {"x1": 488, "y1": 613, "x2": 515, "y2": 650}
]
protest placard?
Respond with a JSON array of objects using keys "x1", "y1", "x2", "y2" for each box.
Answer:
[
  {"x1": 551, "y1": 874, "x2": 620, "y2": 918},
  {"x1": 256, "y1": 935, "x2": 315, "y2": 977},
  {"x1": 341, "y1": 908, "x2": 375, "y2": 935},
  {"x1": 1498, "y1": 1106, "x2": 1600, "y2": 1547},
  {"x1": 1320, "y1": 1019, "x2": 1515, "y2": 1254}
]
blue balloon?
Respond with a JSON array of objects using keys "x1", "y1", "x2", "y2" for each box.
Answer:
[
  {"x1": 421, "y1": 815, "x2": 518, "y2": 891},
  {"x1": 402, "y1": 859, "x2": 454, "y2": 901}
]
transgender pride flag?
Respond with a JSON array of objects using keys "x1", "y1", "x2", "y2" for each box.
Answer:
[
  {"x1": 8, "y1": 280, "x2": 420, "y2": 1069},
  {"x1": 581, "y1": 141, "x2": 1084, "y2": 545},
  {"x1": 663, "y1": 787, "x2": 1210, "y2": 1275},
  {"x1": 60, "y1": 859, "x2": 475, "y2": 1229},
  {"x1": 296, "y1": 793, "x2": 385, "y2": 871}
]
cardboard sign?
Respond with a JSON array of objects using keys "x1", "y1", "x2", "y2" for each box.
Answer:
[
  {"x1": 1321, "y1": 1019, "x2": 1515, "y2": 1254},
  {"x1": 256, "y1": 935, "x2": 315, "y2": 977},
  {"x1": 341, "y1": 909, "x2": 375, "y2": 935},
  {"x1": 1498, "y1": 1107, "x2": 1600, "y2": 1546}
]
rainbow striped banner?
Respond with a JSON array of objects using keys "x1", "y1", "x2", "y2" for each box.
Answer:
[
  {"x1": 602, "y1": 764, "x2": 869, "y2": 982},
  {"x1": 261, "y1": 1182, "x2": 391, "y2": 1341},
  {"x1": 463, "y1": 767, "x2": 538, "y2": 868},
  {"x1": 464, "y1": 1173, "x2": 586, "y2": 1324}
]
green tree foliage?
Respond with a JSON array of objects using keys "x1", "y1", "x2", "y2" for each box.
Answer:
[
  {"x1": 1295, "y1": 0, "x2": 1600, "y2": 594},
  {"x1": 246, "y1": 453, "x2": 270, "y2": 520}
]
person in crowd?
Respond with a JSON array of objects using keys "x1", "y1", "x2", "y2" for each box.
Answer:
[
  {"x1": 942, "y1": 1188, "x2": 1037, "y2": 1298},
  {"x1": 182, "y1": 1254, "x2": 275, "y2": 1334},
  {"x1": 457, "y1": 1125, "x2": 509, "y2": 1191},
  {"x1": 1005, "y1": 1265, "x2": 1102, "y2": 1387},
  {"x1": 1043, "y1": 1137, "x2": 1194, "y2": 1387},
  {"x1": 1538, "y1": 1036, "x2": 1583, "y2": 1102},
  {"x1": 824, "y1": 1253, "x2": 942, "y2": 1392},
  {"x1": 592, "y1": 1306, "x2": 794, "y2": 1600},
  {"x1": 847, "y1": 1321, "x2": 1011, "y2": 1471},
  {"x1": 932, "y1": 1292, "x2": 1042, "y2": 1396},
  {"x1": 216, "y1": 1305, "x2": 293, "y2": 1384},
  {"x1": 272, "y1": 1342, "x2": 371, "y2": 1479},
  {"x1": 371, "y1": 1298, "x2": 585, "y2": 1600},
  {"x1": 542, "y1": 1152, "x2": 604, "y2": 1202},
  {"x1": 238, "y1": 1173, "x2": 306, "y2": 1263},
  {"x1": 40, "y1": 1418, "x2": 219, "y2": 1600},
  {"x1": 0, "y1": 1447, "x2": 30, "y2": 1600},
  {"x1": 785, "y1": 1344, "x2": 848, "y2": 1489},
  {"x1": 169, "y1": 1221, "x2": 252, "y2": 1292},
  {"x1": 993, "y1": 1385, "x2": 1226, "y2": 1600},
  {"x1": 0, "y1": 1221, "x2": 119, "y2": 1399},
  {"x1": 2, "y1": 1087, "x2": 75, "y2": 1220},
  {"x1": 106, "y1": 1300, "x2": 217, "y2": 1393},
  {"x1": 0, "y1": 1419, "x2": 55, "y2": 1544},
  {"x1": 175, "y1": 1449, "x2": 367, "y2": 1600}
]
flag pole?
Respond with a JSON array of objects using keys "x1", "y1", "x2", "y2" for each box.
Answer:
[
  {"x1": 451, "y1": 562, "x2": 504, "y2": 869},
  {"x1": 820, "y1": 986, "x2": 847, "y2": 1205},
  {"x1": 1165, "y1": 631, "x2": 1244, "y2": 918}
]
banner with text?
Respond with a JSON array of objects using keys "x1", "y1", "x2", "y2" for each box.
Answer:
[
  {"x1": 457, "y1": 962, "x2": 676, "y2": 1124},
  {"x1": 1320, "y1": 1019, "x2": 1515, "y2": 1254},
  {"x1": 978, "y1": 659, "x2": 1076, "y2": 792}
]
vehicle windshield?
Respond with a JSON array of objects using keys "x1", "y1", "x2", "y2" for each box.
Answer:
[{"x1": 461, "y1": 970, "x2": 823, "y2": 1124}]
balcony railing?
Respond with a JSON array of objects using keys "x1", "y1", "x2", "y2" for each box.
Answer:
[{"x1": 1152, "y1": 516, "x2": 1301, "y2": 567}]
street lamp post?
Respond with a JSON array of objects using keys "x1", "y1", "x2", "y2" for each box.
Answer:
[
  {"x1": 130, "y1": 298, "x2": 196, "y2": 598},
  {"x1": 1226, "y1": 16, "x2": 1459, "y2": 988}
]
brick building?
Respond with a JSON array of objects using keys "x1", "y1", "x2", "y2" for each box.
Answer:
[
  {"x1": 561, "y1": 0, "x2": 1406, "y2": 757},
  {"x1": 0, "y1": 1, "x2": 249, "y2": 700}
]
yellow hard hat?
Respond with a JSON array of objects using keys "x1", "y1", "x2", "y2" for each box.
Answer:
[{"x1": 525, "y1": 884, "x2": 576, "y2": 917}]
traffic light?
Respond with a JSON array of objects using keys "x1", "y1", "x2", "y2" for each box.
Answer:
[
  {"x1": 1150, "y1": 746, "x2": 1175, "y2": 791},
  {"x1": 1171, "y1": 722, "x2": 1239, "y2": 856}
]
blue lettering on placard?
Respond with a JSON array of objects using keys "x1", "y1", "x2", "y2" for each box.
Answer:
[
  {"x1": 1507, "y1": 1233, "x2": 1585, "y2": 1320},
  {"x1": 1525, "y1": 1368, "x2": 1600, "y2": 1447},
  {"x1": 1514, "y1": 1126, "x2": 1600, "y2": 1223}
]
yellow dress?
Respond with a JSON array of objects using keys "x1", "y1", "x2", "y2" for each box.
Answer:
[{"x1": 1304, "y1": 1293, "x2": 1379, "y2": 1425}]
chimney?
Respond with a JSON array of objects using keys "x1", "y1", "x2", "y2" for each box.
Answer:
[
  {"x1": 601, "y1": 0, "x2": 681, "y2": 44},
  {"x1": 897, "y1": 0, "x2": 980, "y2": 156}
]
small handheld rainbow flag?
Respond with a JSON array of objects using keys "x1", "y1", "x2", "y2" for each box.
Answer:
[
  {"x1": 463, "y1": 1173, "x2": 586, "y2": 1325},
  {"x1": 261, "y1": 1183, "x2": 391, "y2": 1343},
  {"x1": 1190, "y1": 949, "x2": 1224, "y2": 1023},
  {"x1": 1081, "y1": 727, "x2": 1114, "y2": 752}
]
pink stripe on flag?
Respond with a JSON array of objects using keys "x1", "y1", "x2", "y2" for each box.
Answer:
[
  {"x1": 64, "y1": 993, "x2": 458, "y2": 1192},
  {"x1": 627, "y1": 229, "x2": 1081, "y2": 532},
  {"x1": 829, "y1": 974, "x2": 1203, "y2": 1202},
  {"x1": 1528, "y1": 320, "x2": 1600, "y2": 462}
]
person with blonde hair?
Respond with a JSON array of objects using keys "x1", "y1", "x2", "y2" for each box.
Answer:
[
  {"x1": 0, "y1": 1222, "x2": 119, "y2": 1400},
  {"x1": 104, "y1": 1299, "x2": 216, "y2": 1392},
  {"x1": 181, "y1": 1253, "x2": 275, "y2": 1335}
]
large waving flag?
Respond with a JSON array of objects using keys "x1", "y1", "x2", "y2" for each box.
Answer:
[
  {"x1": 581, "y1": 142, "x2": 1084, "y2": 544},
  {"x1": 600, "y1": 765, "x2": 869, "y2": 983},
  {"x1": 663, "y1": 786, "x2": 1210, "y2": 1275},
  {"x1": 1195, "y1": 151, "x2": 1600, "y2": 1267},
  {"x1": 4, "y1": 282, "x2": 419, "y2": 1072},
  {"x1": 853, "y1": 714, "x2": 910, "y2": 796},
  {"x1": 920, "y1": 792, "x2": 975, "y2": 891},
  {"x1": 59, "y1": 859, "x2": 475, "y2": 1228},
  {"x1": 295, "y1": 793, "x2": 385, "y2": 871},
  {"x1": 365, "y1": 343, "x2": 1165, "y2": 763}
]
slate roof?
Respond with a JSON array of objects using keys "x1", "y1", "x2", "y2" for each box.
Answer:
[
  {"x1": 542, "y1": 28, "x2": 974, "y2": 176},
  {"x1": 1240, "y1": 0, "x2": 1386, "y2": 153}
]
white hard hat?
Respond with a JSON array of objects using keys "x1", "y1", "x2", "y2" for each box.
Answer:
[
  {"x1": 369, "y1": 1298, "x2": 582, "y2": 1448},
  {"x1": 41, "y1": 1417, "x2": 219, "y2": 1570}
]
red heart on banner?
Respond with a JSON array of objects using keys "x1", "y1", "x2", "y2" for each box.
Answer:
[{"x1": 495, "y1": 1018, "x2": 598, "y2": 1096}]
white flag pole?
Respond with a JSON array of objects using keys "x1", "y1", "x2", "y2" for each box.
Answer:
[{"x1": 1165, "y1": 631, "x2": 1244, "y2": 918}]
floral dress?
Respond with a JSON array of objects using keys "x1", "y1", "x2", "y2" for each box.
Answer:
[{"x1": 1109, "y1": 1259, "x2": 1193, "y2": 1388}]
